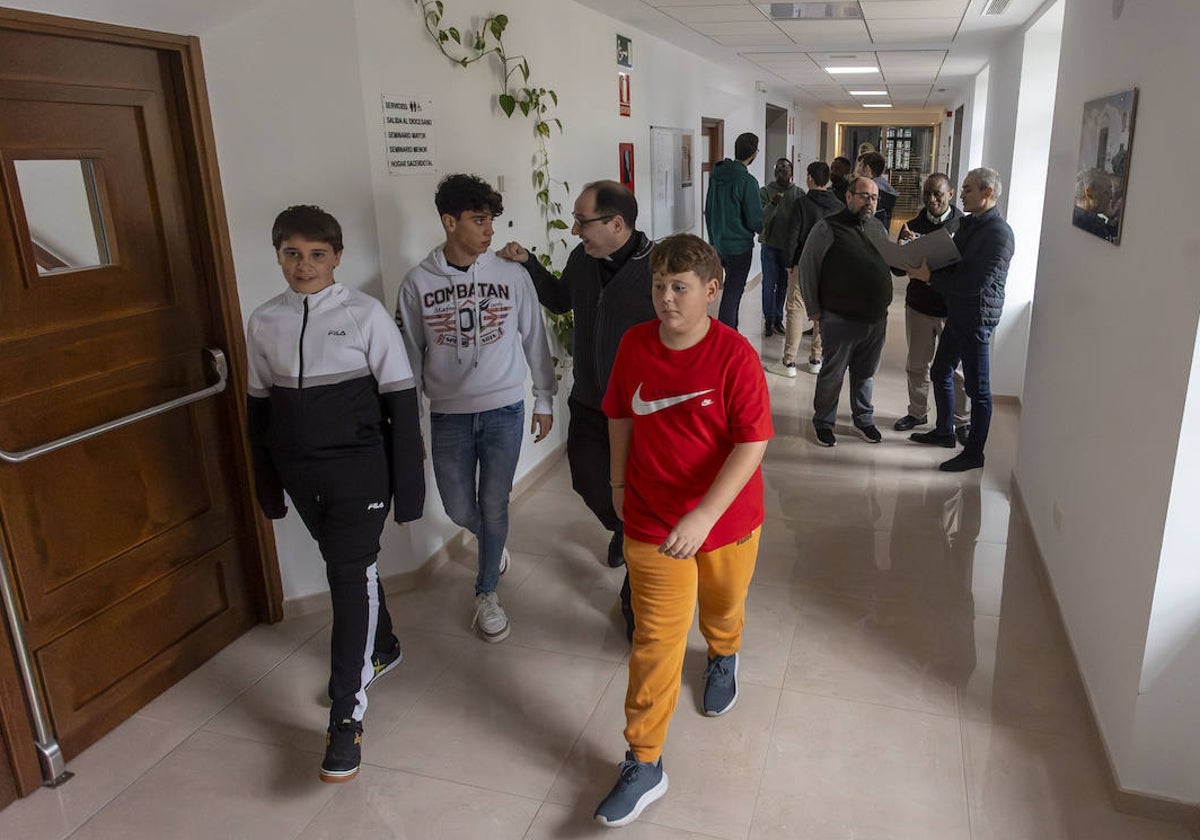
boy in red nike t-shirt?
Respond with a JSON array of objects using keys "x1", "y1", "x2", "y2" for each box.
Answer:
[{"x1": 594, "y1": 233, "x2": 773, "y2": 827}]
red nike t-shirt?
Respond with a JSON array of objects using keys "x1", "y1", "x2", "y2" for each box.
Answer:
[{"x1": 602, "y1": 318, "x2": 774, "y2": 552}]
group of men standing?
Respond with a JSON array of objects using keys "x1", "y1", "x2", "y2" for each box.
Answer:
[{"x1": 705, "y1": 135, "x2": 1015, "y2": 473}]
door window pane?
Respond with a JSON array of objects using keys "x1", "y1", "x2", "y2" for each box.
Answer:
[{"x1": 14, "y1": 159, "x2": 112, "y2": 274}]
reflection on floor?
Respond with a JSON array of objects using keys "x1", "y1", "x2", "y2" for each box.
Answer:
[{"x1": 2, "y1": 280, "x2": 1191, "y2": 839}]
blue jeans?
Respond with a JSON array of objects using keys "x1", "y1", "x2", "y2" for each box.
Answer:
[
  {"x1": 717, "y1": 250, "x2": 753, "y2": 330},
  {"x1": 760, "y1": 244, "x2": 788, "y2": 324},
  {"x1": 931, "y1": 319, "x2": 992, "y2": 455},
  {"x1": 431, "y1": 401, "x2": 524, "y2": 594}
]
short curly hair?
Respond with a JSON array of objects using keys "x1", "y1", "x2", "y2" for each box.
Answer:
[
  {"x1": 649, "y1": 234, "x2": 722, "y2": 286},
  {"x1": 434, "y1": 173, "x2": 504, "y2": 218}
]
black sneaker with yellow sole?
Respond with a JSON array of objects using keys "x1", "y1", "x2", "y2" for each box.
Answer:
[{"x1": 320, "y1": 718, "x2": 362, "y2": 783}]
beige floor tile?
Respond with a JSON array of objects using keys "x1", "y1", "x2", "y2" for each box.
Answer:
[
  {"x1": 749, "y1": 690, "x2": 970, "y2": 839},
  {"x1": 525, "y1": 802, "x2": 718, "y2": 839},
  {"x1": 506, "y1": 488, "x2": 612, "y2": 562},
  {"x1": 547, "y1": 660, "x2": 779, "y2": 840},
  {"x1": 65, "y1": 730, "x2": 339, "y2": 840},
  {"x1": 203, "y1": 627, "x2": 471, "y2": 761},
  {"x1": 959, "y1": 613, "x2": 1091, "y2": 738},
  {"x1": 0, "y1": 715, "x2": 192, "y2": 840},
  {"x1": 296, "y1": 764, "x2": 540, "y2": 840},
  {"x1": 784, "y1": 595, "x2": 962, "y2": 717},
  {"x1": 503, "y1": 547, "x2": 631, "y2": 661},
  {"x1": 736, "y1": 582, "x2": 804, "y2": 689},
  {"x1": 135, "y1": 610, "x2": 331, "y2": 730},
  {"x1": 370, "y1": 643, "x2": 619, "y2": 800},
  {"x1": 962, "y1": 721, "x2": 1192, "y2": 840}
]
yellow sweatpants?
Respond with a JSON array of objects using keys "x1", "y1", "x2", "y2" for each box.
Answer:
[{"x1": 623, "y1": 528, "x2": 760, "y2": 763}]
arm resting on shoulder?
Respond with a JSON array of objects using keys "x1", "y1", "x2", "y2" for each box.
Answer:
[{"x1": 521, "y1": 252, "x2": 572, "y2": 314}]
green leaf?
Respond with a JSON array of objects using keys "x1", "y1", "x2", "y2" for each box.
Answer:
[
  {"x1": 438, "y1": 30, "x2": 448, "y2": 42},
  {"x1": 495, "y1": 13, "x2": 509, "y2": 28},
  {"x1": 549, "y1": 90, "x2": 558, "y2": 106},
  {"x1": 537, "y1": 189, "x2": 550, "y2": 204},
  {"x1": 549, "y1": 219, "x2": 569, "y2": 230},
  {"x1": 538, "y1": 253, "x2": 552, "y2": 268},
  {"x1": 536, "y1": 121, "x2": 551, "y2": 137},
  {"x1": 435, "y1": 1, "x2": 443, "y2": 17},
  {"x1": 498, "y1": 94, "x2": 516, "y2": 117},
  {"x1": 519, "y1": 101, "x2": 530, "y2": 117},
  {"x1": 534, "y1": 169, "x2": 545, "y2": 188},
  {"x1": 563, "y1": 181, "x2": 570, "y2": 194},
  {"x1": 490, "y1": 16, "x2": 507, "y2": 40},
  {"x1": 448, "y1": 27, "x2": 461, "y2": 43},
  {"x1": 552, "y1": 118, "x2": 563, "y2": 133}
]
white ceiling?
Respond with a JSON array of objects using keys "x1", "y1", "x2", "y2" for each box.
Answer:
[{"x1": 572, "y1": 0, "x2": 1050, "y2": 116}]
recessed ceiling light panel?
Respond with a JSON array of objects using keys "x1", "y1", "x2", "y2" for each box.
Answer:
[
  {"x1": 825, "y1": 66, "x2": 880, "y2": 74},
  {"x1": 862, "y1": 103, "x2": 893, "y2": 108},
  {"x1": 757, "y1": 2, "x2": 863, "y2": 20},
  {"x1": 849, "y1": 90, "x2": 888, "y2": 96}
]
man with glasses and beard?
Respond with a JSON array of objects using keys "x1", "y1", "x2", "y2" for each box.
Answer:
[
  {"x1": 797, "y1": 177, "x2": 893, "y2": 448},
  {"x1": 500, "y1": 181, "x2": 655, "y2": 640}
]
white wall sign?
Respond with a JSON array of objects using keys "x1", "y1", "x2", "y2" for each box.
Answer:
[{"x1": 382, "y1": 94, "x2": 436, "y2": 175}]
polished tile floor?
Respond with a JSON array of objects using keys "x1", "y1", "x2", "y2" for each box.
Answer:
[{"x1": 2, "y1": 281, "x2": 1191, "y2": 839}]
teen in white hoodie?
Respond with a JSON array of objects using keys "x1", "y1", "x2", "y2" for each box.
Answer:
[{"x1": 396, "y1": 174, "x2": 556, "y2": 642}]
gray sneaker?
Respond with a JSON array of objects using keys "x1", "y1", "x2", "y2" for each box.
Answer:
[
  {"x1": 703, "y1": 652, "x2": 739, "y2": 716},
  {"x1": 594, "y1": 751, "x2": 669, "y2": 828},
  {"x1": 472, "y1": 591, "x2": 510, "y2": 642}
]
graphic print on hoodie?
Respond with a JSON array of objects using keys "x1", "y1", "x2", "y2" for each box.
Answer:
[{"x1": 395, "y1": 247, "x2": 557, "y2": 416}]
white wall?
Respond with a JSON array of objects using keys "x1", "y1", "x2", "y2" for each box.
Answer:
[
  {"x1": 1015, "y1": 0, "x2": 1200, "y2": 802},
  {"x1": 4, "y1": 0, "x2": 776, "y2": 603}
]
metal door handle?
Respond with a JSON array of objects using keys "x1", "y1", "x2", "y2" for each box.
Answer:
[{"x1": 0, "y1": 346, "x2": 228, "y2": 464}]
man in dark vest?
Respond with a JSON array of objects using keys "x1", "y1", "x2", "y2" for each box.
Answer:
[
  {"x1": 797, "y1": 176, "x2": 892, "y2": 447},
  {"x1": 500, "y1": 180, "x2": 654, "y2": 638}
]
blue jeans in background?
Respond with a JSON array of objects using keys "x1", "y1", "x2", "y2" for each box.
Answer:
[
  {"x1": 717, "y1": 250, "x2": 753, "y2": 330},
  {"x1": 932, "y1": 320, "x2": 993, "y2": 456},
  {"x1": 760, "y1": 244, "x2": 788, "y2": 326},
  {"x1": 431, "y1": 401, "x2": 525, "y2": 594}
]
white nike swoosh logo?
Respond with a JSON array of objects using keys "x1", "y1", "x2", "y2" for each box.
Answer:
[{"x1": 631, "y1": 384, "x2": 715, "y2": 415}]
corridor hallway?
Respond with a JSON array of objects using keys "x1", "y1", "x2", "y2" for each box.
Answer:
[{"x1": 0, "y1": 280, "x2": 1189, "y2": 839}]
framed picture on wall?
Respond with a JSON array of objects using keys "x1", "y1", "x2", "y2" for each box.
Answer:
[
  {"x1": 1073, "y1": 88, "x2": 1137, "y2": 245},
  {"x1": 617, "y1": 34, "x2": 632, "y2": 68},
  {"x1": 619, "y1": 142, "x2": 634, "y2": 192}
]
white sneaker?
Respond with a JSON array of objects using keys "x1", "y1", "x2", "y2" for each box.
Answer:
[
  {"x1": 499, "y1": 548, "x2": 511, "y2": 576},
  {"x1": 472, "y1": 592, "x2": 510, "y2": 642},
  {"x1": 807, "y1": 358, "x2": 822, "y2": 374},
  {"x1": 765, "y1": 360, "x2": 797, "y2": 378}
]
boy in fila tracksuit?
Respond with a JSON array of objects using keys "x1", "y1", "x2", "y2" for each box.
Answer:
[
  {"x1": 245, "y1": 205, "x2": 424, "y2": 784},
  {"x1": 595, "y1": 233, "x2": 772, "y2": 828},
  {"x1": 396, "y1": 174, "x2": 556, "y2": 643}
]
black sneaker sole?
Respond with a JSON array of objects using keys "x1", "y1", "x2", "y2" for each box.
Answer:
[{"x1": 365, "y1": 648, "x2": 403, "y2": 691}]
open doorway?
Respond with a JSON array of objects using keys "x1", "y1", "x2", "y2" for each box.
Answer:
[
  {"x1": 700, "y1": 117, "x2": 723, "y2": 242},
  {"x1": 764, "y1": 103, "x2": 787, "y2": 167}
]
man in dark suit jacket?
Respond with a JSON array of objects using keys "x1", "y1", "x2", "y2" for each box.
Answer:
[{"x1": 907, "y1": 167, "x2": 1015, "y2": 472}]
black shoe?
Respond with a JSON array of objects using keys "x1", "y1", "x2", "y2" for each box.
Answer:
[
  {"x1": 607, "y1": 528, "x2": 626, "y2": 568},
  {"x1": 320, "y1": 719, "x2": 362, "y2": 783},
  {"x1": 855, "y1": 424, "x2": 882, "y2": 444},
  {"x1": 365, "y1": 639, "x2": 402, "y2": 691},
  {"x1": 910, "y1": 430, "x2": 956, "y2": 448},
  {"x1": 814, "y1": 427, "x2": 836, "y2": 447},
  {"x1": 893, "y1": 414, "x2": 927, "y2": 431},
  {"x1": 955, "y1": 424, "x2": 971, "y2": 447},
  {"x1": 940, "y1": 451, "x2": 985, "y2": 472}
]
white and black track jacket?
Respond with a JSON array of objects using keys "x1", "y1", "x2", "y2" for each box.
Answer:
[{"x1": 245, "y1": 282, "x2": 424, "y2": 522}]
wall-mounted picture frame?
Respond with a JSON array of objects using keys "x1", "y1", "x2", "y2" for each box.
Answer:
[
  {"x1": 619, "y1": 142, "x2": 634, "y2": 193},
  {"x1": 617, "y1": 34, "x2": 632, "y2": 68},
  {"x1": 1073, "y1": 87, "x2": 1137, "y2": 245}
]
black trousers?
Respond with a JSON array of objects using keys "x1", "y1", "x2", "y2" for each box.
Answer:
[
  {"x1": 281, "y1": 454, "x2": 395, "y2": 723},
  {"x1": 567, "y1": 396, "x2": 632, "y2": 621}
]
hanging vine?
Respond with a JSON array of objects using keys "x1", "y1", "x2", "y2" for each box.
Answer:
[{"x1": 413, "y1": 0, "x2": 571, "y2": 270}]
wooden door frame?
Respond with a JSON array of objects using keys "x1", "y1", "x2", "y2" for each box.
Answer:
[{"x1": 0, "y1": 7, "x2": 282, "y2": 798}]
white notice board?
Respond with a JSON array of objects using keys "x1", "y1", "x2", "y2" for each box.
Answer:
[{"x1": 650, "y1": 126, "x2": 695, "y2": 238}]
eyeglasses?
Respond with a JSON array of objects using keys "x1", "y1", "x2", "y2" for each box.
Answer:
[
  {"x1": 572, "y1": 213, "x2": 616, "y2": 227},
  {"x1": 849, "y1": 192, "x2": 879, "y2": 202}
]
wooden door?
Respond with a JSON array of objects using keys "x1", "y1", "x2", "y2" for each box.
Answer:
[
  {"x1": 700, "y1": 118, "x2": 723, "y2": 241},
  {"x1": 0, "y1": 13, "x2": 277, "y2": 796}
]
